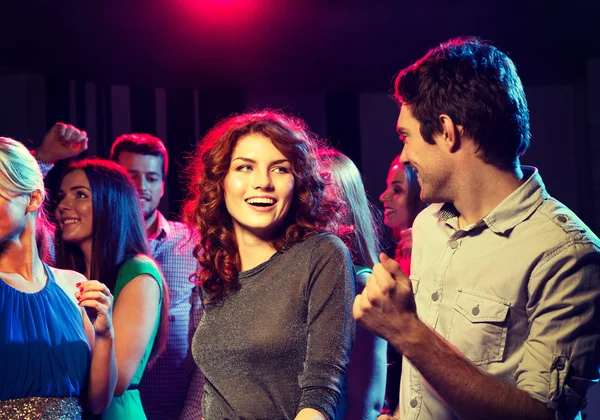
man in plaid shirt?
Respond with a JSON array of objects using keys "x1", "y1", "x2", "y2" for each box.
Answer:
[{"x1": 110, "y1": 134, "x2": 204, "y2": 420}]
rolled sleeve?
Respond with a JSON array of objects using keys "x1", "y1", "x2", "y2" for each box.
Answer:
[
  {"x1": 30, "y1": 151, "x2": 54, "y2": 177},
  {"x1": 516, "y1": 241, "x2": 600, "y2": 419}
]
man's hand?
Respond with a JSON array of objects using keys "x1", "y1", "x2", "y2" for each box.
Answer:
[
  {"x1": 35, "y1": 122, "x2": 88, "y2": 163},
  {"x1": 353, "y1": 253, "x2": 419, "y2": 346}
]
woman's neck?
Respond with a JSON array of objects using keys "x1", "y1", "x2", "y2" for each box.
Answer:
[
  {"x1": 79, "y1": 239, "x2": 93, "y2": 279},
  {"x1": 235, "y1": 232, "x2": 278, "y2": 272},
  {"x1": 0, "y1": 219, "x2": 44, "y2": 281}
]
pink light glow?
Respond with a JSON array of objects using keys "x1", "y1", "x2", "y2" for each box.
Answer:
[{"x1": 177, "y1": 0, "x2": 260, "y2": 23}]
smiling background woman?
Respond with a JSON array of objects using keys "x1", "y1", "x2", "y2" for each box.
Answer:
[
  {"x1": 54, "y1": 159, "x2": 170, "y2": 419},
  {"x1": 379, "y1": 155, "x2": 425, "y2": 276},
  {"x1": 184, "y1": 110, "x2": 355, "y2": 420},
  {"x1": 378, "y1": 155, "x2": 426, "y2": 414}
]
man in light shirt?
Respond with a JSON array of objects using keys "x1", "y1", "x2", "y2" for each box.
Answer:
[{"x1": 355, "y1": 37, "x2": 600, "y2": 420}]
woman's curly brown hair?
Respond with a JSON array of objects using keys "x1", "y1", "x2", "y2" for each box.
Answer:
[{"x1": 183, "y1": 110, "x2": 344, "y2": 303}]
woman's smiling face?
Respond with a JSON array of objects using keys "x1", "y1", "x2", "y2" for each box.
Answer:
[{"x1": 224, "y1": 133, "x2": 295, "y2": 242}]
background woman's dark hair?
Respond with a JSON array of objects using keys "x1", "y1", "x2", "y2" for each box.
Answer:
[
  {"x1": 400, "y1": 159, "x2": 426, "y2": 231},
  {"x1": 55, "y1": 158, "x2": 169, "y2": 365},
  {"x1": 394, "y1": 37, "x2": 530, "y2": 170},
  {"x1": 183, "y1": 110, "x2": 343, "y2": 303}
]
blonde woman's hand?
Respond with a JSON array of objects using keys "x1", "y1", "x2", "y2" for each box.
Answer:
[{"x1": 75, "y1": 280, "x2": 114, "y2": 337}]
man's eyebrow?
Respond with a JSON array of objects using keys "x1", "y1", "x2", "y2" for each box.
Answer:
[{"x1": 128, "y1": 170, "x2": 161, "y2": 176}]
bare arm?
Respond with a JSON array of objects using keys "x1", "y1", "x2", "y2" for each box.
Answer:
[
  {"x1": 377, "y1": 405, "x2": 400, "y2": 420},
  {"x1": 80, "y1": 283, "x2": 118, "y2": 414},
  {"x1": 53, "y1": 269, "x2": 118, "y2": 414},
  {"x1": 344, "y1": 272, "x2": 387, "y2": 420},
  {"x1": 112, "y1": 273, "x2": 161, "y2": 396},
  {"x1": 294, "y1": 408, "x2": 327, "y2": 420}
]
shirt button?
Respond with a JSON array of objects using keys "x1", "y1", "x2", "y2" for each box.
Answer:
[
  {"x1": 410, "y1": 399, "x2": 418, "y2": 408},
  {"x1": 555, "y1": 358, "x2": 566, "y2": 371},
  {"x1": 472, "y1": 305, "x2": 480, "y2": 316},
  {"x1": 557, "y1": 215, "x2": 568, "y2": 224},
  {"x1": 449, "y1": 240, "x2": 459, "y2": 249},
  {"x1": 431, "y1": 291, "x2": 439, "y2": 301}
]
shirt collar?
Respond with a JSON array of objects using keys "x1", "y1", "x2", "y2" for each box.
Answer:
[
  {"x1": 433, "y1": 166, "x2": 547, "y2": 235},
  {"x1": 149, "y1": 211, "x2": 171, "y2": 240}
]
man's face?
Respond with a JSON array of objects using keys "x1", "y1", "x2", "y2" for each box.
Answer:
[
  {"x1": 116, "y1": 151, "x2": 164, "y2": 219},
  {"x1": 397, "y1": 105, "x2": 452, "y2": 203}
]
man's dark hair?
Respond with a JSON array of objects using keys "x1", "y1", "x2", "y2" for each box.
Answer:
[
  {"x1": 394, "y1": 37, "x2": 530, "y2": 170},
  {"x1": 110, "y1": 133, "x2": 169, "y2": 178}
]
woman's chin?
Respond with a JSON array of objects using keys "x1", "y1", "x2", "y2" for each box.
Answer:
[{"x1": 384, "y1": 219, "x2": 400, "y2": 231}]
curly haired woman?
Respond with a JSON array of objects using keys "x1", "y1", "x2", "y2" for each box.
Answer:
[{"x1": 184, "y1": 111, "x2": 355, "y2": 420}]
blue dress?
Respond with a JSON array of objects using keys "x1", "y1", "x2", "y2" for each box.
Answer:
[{"x1": 0, "y1": 263, "x2": 91, "y2": 400}]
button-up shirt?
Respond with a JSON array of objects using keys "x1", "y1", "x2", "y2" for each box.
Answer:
[
  {"x1": 139, "y1": 211, "x2": 204, "y2": 420},
  {"x1": 400, "y1": 166, "x2": 600, "y2": 420}
]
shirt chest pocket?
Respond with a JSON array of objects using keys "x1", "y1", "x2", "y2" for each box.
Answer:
[{"x1": 448, "y1": 289, "x2": 510, "y2": 366}]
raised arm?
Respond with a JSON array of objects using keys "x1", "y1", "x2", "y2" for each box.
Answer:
[{"x1": 33, "y1": 122, "x2": 88, "y2": 176}]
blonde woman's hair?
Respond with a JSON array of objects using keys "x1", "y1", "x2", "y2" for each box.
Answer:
[
  {"x1": 0, "y1": 137, "x2": 45, "y2": 200},
  {"x1": 0, "y1": 137, "x2": 54, "y2": 262},
  {"x1": 319, "y1": 148, "x2": 382, "y2": 268}
]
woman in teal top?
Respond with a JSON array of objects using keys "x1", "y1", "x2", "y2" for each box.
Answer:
[
  {"x1": 319, "y1": 149, "x2": 388, "y2": 420},
  {"x1": 54, "y1": 158, "x2": 170, "y2": 419},
  {"x1": 0, "y1": 137, "x2": 117, "y2": 418}
]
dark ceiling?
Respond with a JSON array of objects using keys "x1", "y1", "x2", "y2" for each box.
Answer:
[{"x1": 1, "y1": 0, "x2": 599, "y2": 91}]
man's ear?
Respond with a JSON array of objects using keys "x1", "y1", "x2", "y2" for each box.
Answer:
[
  {"x1": 26, "y1": 189, "x2": 43, "y2": 213},
  {"x1": 439, "y1": 114, "x2": 462, "y2": 153}
]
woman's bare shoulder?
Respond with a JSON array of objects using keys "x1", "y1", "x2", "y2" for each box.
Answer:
[{"x1": 48, "y1": 267, "x2": 87, "y2": 302}]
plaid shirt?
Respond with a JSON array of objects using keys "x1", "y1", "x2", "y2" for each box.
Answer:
[{"x1": 139, "y1": 212, "x2": 204, "y2": 420}]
